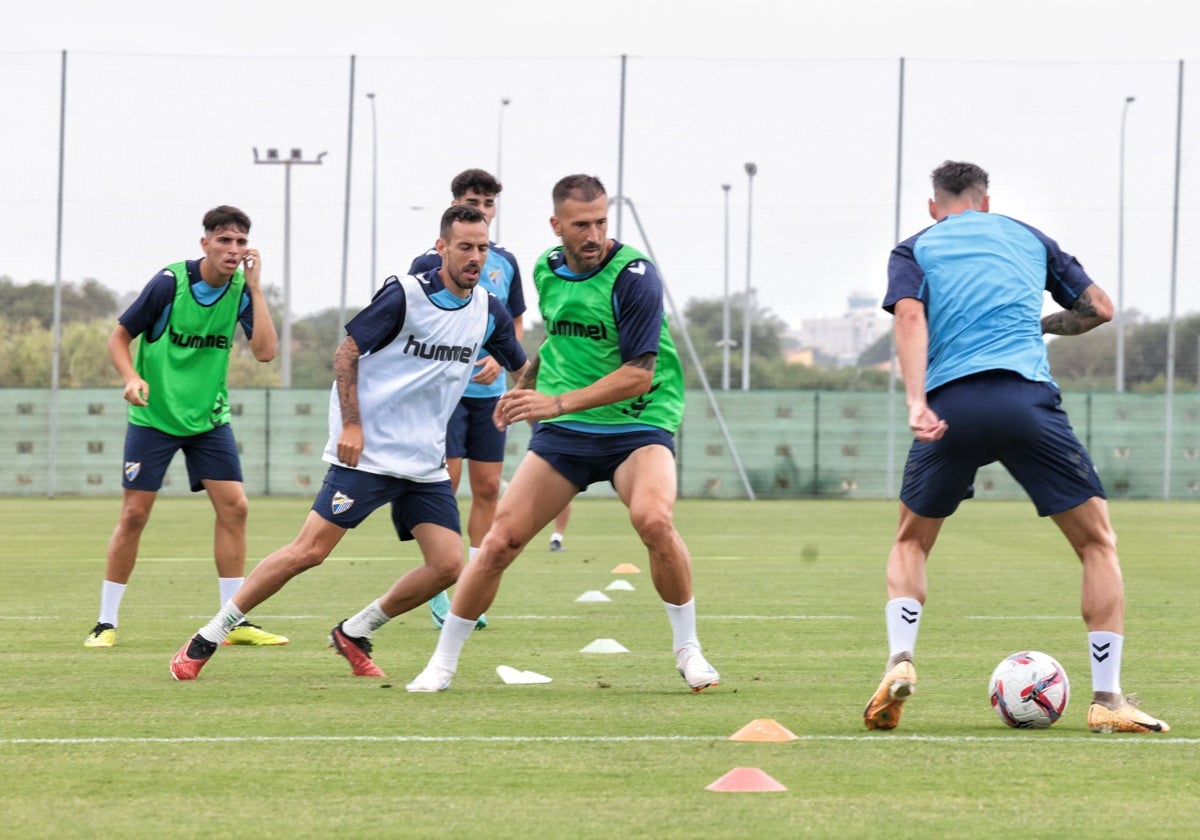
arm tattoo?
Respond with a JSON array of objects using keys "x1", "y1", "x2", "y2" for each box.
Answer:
[
  {"x1": 333, "y1": 337, "x2": 362, "y2": 425},
  {"x1": 1042, "y1": 290, "x2": 1099, "y2": 336},
  {"x1": 516, "y1": 355, "x2": 541, "y2": 390},
  {"x1": 624, "y1": 352, "x2": 656, "y2": 372}
]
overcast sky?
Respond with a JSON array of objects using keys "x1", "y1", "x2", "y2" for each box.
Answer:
[
  {"x1": 10, "y1": 0, "x2": 1199, "y2": 62},
  {"x1": 5, "y1": 1, "x2": 1200, "y2": 336}
]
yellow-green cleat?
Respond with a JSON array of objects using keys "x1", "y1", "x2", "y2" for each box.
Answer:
[
  {"x1": 222, "y1": 621, "x2": 289, "y2": 646},
  {"x1": 83, "y1": 622, "x2": 116, "y2": 648}
]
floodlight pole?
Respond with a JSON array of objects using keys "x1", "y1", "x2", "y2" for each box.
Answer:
[
  {"x1": 496, "y1": 97, "x2": 510, "y2": 242},
  {"x1": 367, "y1": 93, "x2": 379, "y2": 296},
  {"x1": 742, "y1": 162, "x2": 757, "y2": 391},
  {"x1": 1116, "y1": 95, "x2": 1135, "y2": 393},
  {"x1": 720, "y1": 183, "x2": 733, "y2": 391},
  {"x1": 253, "y1": 146, "x2": 327, "y2": 387}
]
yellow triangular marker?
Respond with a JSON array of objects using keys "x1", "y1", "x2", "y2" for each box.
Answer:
[
  {"x1": 611, "y1": 562, "x2": 641, "y2": 574},
  {"x1": 728, "y1": 718, "x2": 799, "y2": 742}
]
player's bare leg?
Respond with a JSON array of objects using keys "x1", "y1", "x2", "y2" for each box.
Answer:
[
  {"x1": 614, "y1": 444, "x2": 719, "y2": 692},
  {"x1": 865, "y1": 505, "x2": 941, "y2": 729},
  {"x1": 204, "y1": 479, "x2": 249, "y2": 578},
  {"x1": 465, "y1": 459, "x2": 503, "y2": 548},
  {"x1": 407, "y1": 453, "x2": 574, "y2": 692}
]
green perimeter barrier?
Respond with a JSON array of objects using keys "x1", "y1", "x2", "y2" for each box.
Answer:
[{"x1": 4, "y1": 389, "x2": 1199, "y2": 501}]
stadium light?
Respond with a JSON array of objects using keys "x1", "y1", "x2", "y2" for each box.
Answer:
[
  {"x1": 720, "y1": 183, "x2": 734, "y2": 391},
  {"x1": 1116, "y1": 95, "x2": 1135, "y2": 393},
  {"x1": 742, "y1": 162, "x2": 757, "y2": 391},
  {"x1": 253, "y1": 146, "x2": 327, "y2": 387},
  {"x1": 496, "y1": 97, "x2": 511, "y2": 242},
  {"x1": 367, "y1": 93, "x2": 379, "y2": 297}
]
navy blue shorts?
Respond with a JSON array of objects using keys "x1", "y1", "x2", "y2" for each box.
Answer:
[
  {"x1": 900, "y1": 371, "x2": 1106, "y2": 518},
  {"x1": 528, "y1": 423, "x2": 676, "y2": 491},
  {"x1": 445, "y1": 396, "x2": 506, "y2": 462},
  {"x1": 121, "y1": 423, "x2": 242, "y2": 493},
  {"x1": 311, "y1": 465, "x2": 460, "y2": 541}
]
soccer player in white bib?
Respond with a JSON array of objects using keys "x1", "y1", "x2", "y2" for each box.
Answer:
[{"x1": 169, "y1": 204, "x2": 527, "y2": 680}]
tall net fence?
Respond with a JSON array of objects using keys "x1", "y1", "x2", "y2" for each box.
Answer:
[{"x1": 2, "y1": 52, "x2": 1199, "y2": 498}]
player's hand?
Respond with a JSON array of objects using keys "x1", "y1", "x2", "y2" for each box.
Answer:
[
  {"x1": 496, "y1": 388, "x2": 559, "y2": 430},
  {"x1": 123, "y1": 378, "x2": 150, "y2": 406},
  {"x1": 908, "y1": 401, "x2": 948, "y2": 442},
  {"x1": 471, "y1": 355, "x2": 503, "y2": 385},
  {"x1": 242, "y1": 249, "x2": 262, "y2": 289},
  {"x1": 337, "y1": 423, "x2": 364, "y2": 468}
]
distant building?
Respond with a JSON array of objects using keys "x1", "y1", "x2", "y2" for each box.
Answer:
[{"x1": 793, "y1": 292, "x2": 886, "y2": 368}]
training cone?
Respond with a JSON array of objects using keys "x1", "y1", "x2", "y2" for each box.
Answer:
[
  {"x1": 580, "y1": 638, "x2": 629, "y2": 653},
  {"x1": 496, "y1": 665, "x2": 553, "y2": 685},
  {"x1": 706, "y1": 767, "x2": 788, "y2": 792},
  {"x1": 575, "y1": 590, "x2": 612, "y2": 603},
  {"x1": 728, "y1": 719, "x2": 799, "y2": 742},
  {"x1": 611, "y1": 562, "x2": 641, "y2": 574},
  {"x1": 605, "y1": 580, "x2": 636, "y2": 592}
]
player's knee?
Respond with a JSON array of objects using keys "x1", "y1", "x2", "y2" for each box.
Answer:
[
  {"x1": 116, "y1": 503, "x2": 152, "y2": 533},
  {"x1": 630, "y1": 506, "x2": 677, "y2": 547},
  {"x1": 286, "y1": 540, "x2": 331, "y2": 571},
  {"x1": 478, "y1": 529, "x2": 523, "y2": 569},
  {"x1": 470, "y1": 472, "x2": 502, "y2": 503},
  {"x1": 215, "y1": 495, "x2": 249, "y2": 527}
]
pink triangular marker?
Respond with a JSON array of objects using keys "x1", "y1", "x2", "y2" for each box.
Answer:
[
  {"x1": 706, "y1": 767, "x2": 787, "y2": 792},
  {"x1": 611, "y1": 562, "x2": 641, "y2": 574}
]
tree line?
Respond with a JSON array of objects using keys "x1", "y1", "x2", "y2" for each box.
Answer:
[{"x1": 2, "y1": 275, "x2": 1197, "y2": 392}]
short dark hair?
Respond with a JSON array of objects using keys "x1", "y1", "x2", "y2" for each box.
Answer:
[
  {"x1": 202, "y1": 205, "x2": 251, "y2": 234},
  {"x1": 552, "y1": 174, "x2": 606, "y2": 208},
  {"x1": 440, "y1": 203, "x2": 488, "y2": 239},
  {"x1": 451, "y1": 169, "x2": 502, "y2": 199},
  {"x1": 931, "y1": 161, "x2": 989, "y2": 200}
]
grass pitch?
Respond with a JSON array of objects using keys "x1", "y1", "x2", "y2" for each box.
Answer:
[{"x1": 0, "y1": 496, "x2": 1196, "y2": 838}]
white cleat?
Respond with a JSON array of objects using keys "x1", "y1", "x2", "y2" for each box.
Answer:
[
  {"x1": 676, "y1": 645, "x2": 720, "y2": 693},
  {"x1": 406, "y1": 664, "x2": 454, "y2": 693}
]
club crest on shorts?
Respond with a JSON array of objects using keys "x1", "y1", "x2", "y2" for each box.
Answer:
[
  {"x1": 124, "y1": 461, "x2": 141, "y2": 482},
  {"x1": 331, "y1": 491, "x2": 355, "y2": 516}
]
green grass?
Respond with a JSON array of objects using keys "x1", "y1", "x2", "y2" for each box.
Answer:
[{"x1": 1, "y1": 497, "x2": 1196, "y2": 838}]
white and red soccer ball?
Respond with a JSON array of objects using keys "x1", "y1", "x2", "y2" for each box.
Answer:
[{"x1": 989, "y1": 651, "x2": 1070, "y2": 729}]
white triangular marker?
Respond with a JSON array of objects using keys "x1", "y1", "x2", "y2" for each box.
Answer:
[
  {"x1": 496, "y1": 665, "x2": 553, "y2": 685},
  {"x1": 575, "y1": 590, "x2": 612, "y2": 603},
  {"x1": 580, "y1": 638, "x2": 629, "y2": 653},
  {"x1": 605, "y1": 580, "x2": 635, "y2": 592}
]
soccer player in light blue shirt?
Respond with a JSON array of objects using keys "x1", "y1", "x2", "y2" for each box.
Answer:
[{"x1": 865, "y1": 160, "x2": 1169, "y2": 734}]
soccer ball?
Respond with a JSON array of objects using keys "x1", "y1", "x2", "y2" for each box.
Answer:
[{"x1": 988, "y1": 650, "x2": 1070, "y2": 729}]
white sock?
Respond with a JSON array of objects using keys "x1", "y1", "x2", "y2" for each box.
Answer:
[
  {"x1": 550, "y1": 532, "x2": 564, "y2": 544},
  {"x1": 197, "y1": 601, "x2": 246, "y2": 645},
  {"x1": 98, "y1": 580, "x2": 127, "y2": 626},
  {"x1": 343, "y1": 599, "x2": 392, "y2": 639},
  {"x1": 885, "y1": 597, "x2": 922, "y2": 660},
  {"x1": 218, "y1": 577, "x2": 244, "y2": 608},
  {"x1": 428, "y1": 613, "x2": 476, "y2": 673},
  {"x1": 1088, "y1": 631, "x2": 1124, "y2": 695},
  {"x1": 664, "y1": 598, "x2": 699, "y2": 652},
  {"x1": 468, "y1": 546, "x2": 480, "y2": 561}
]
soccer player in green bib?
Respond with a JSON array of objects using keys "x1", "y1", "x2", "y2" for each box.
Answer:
[
  {"x1": 83, "y1": 206, "x2": 287, "y2": 649},
  {"x1": 407, "y1": 174, "x2": 719, "y2": 694}
]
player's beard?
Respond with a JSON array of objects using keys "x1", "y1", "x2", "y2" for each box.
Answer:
[
  {"x1": 565, "y1": 240, "x2": 605, "y2": 273},
  {"x1": 447, "y1": 263, "x2": 480, "y2": 294}
]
